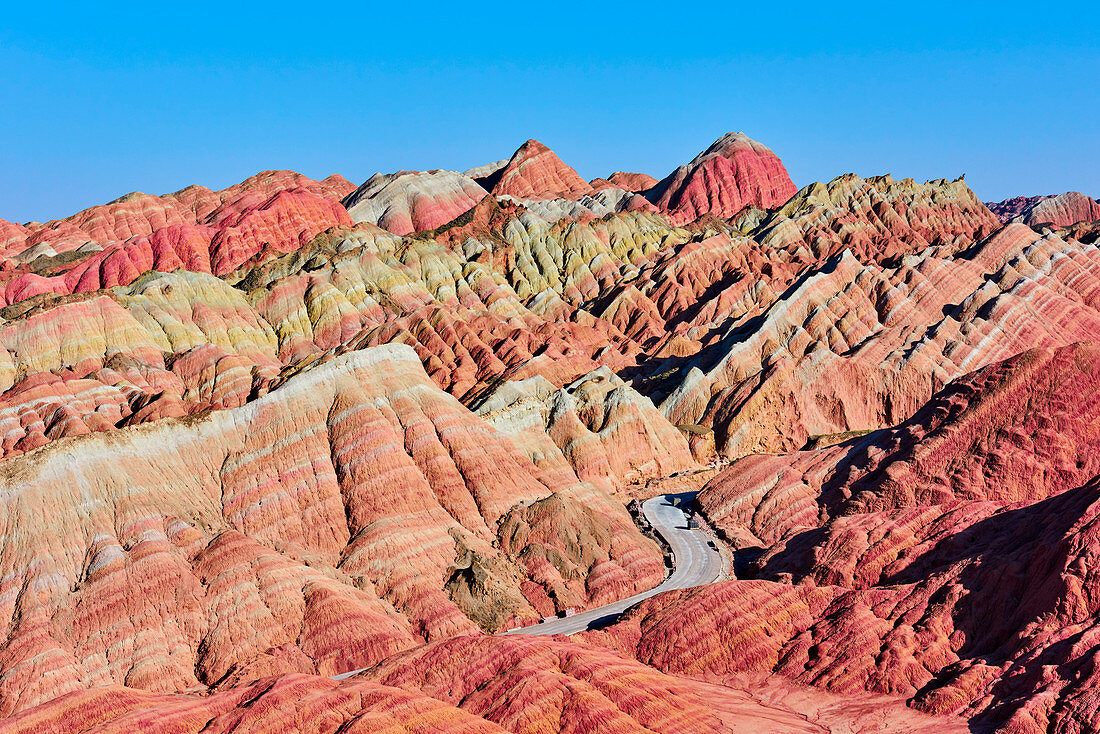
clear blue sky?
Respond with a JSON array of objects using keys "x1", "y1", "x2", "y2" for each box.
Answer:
[{"x1": 2, "y1": 2, "x2": 1097, "y2": 223}]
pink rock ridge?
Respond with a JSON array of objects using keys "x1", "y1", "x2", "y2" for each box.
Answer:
[
  {"x1": 3, "y1": 190, "x2": 351, "y2": 304},
  {"x1": 0, "y1": 171, "x2": 357, "y2": 304},
  {"x1": 478, "y1": 139, "x2": 595, "y2": 200},
  {"x1": 646, "y1": 131, "x2": 798, "y2": 225},
  {"x1": 590, "y1": 171, "x2": 659, "y2": 192},
  {"x1": 2, "y1": 635, "x2": 967, "y2": 733},
  {"x1": 986, "y1": 193, "x2": 1055, "y2": 221},
  {"x1": 986, "y1": 190, "x2": 1100, "y2": 227},
  {"x1": 1, "y1": 170, "x2": 353, "y2": 258},
  {"x1": 341, "y1": 170, "x2": 488, "y2": 235}
]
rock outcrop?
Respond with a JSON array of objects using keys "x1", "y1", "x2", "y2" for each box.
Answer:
[
  {"x1": 474, "y1": 367, "x2": 694, "y2": 490},
  {"x1": 663, "y1": 344, "x2": 1100, "y2": 731},
  {"x1": 342, "y1": 170, "x2": 488, "y2": 235},
  {"x1": 591, "y1": 171, "x2": 659, "y2": 192},
  {"x1": 987, "y1": 190, "x2": 1100, "y2": 227},
  {"x1": 0, "y1": 344, "x2": 663, "y2": 716},
  {"x1": 750, "y1": 172, "x2": 999, "y2": 262},
  {"x1": 3, "y1": 636, "x2": 968, "y2": 733},
  {"x1": 3, "y1": 170, "x2": 353, "y2": 260},
  {"x1": 485, "y1": 139, "x2": 595, "y2": 200},
  {"x1": 0, "y1": 172, "x2": 355, "y2": 302},
  {"x1": 646, "y1": 132, "x2": 798, "y2": 225},
  {"x1": 2, "y1": 130, "x2": 1100, "y2": 732}
]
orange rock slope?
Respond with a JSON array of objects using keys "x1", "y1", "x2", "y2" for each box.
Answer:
[{"x1": 1, "y1": 130, "x2": 1099, "y2": 731}]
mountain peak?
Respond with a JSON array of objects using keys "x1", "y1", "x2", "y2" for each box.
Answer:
[
  {"x1": 647, "y1": 131, "x2": 797, "y2": 225},
  {"x1": 489, "y1": 139, "x2": 594, "y2": 200}
]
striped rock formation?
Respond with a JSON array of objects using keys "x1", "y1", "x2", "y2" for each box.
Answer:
[
  {"x1": 1, "y1": 675, "x2": 512, "y2": 733},
  {"x1": 0, "y1": 171, "x2": 355, "y2": 303},
  {"x1": 0, "y1": 131, "x2": 1098, "y2": 731},
  {"x1": 0, "y1": 344, "x2": 663, "y2": 716},
  {"x1": 652, "y1": 218, "x2": 1099, "y2": 459},
  {"x1": 746, "y1": 172, "x2": 999, "y2": 263},
  {"x1": 670, "y1": 343, "x2": 1100, "y2": 731},
  {"x1": 474, "y1": 367, "x2": 695, "y2": 491},
  {"x1": 2, "y1": 635, "x2": 967, "y2": 733},
  {"x1": 988, "y1": 194, "x2": 1055, "y2": 222},
  {"x1": 1, "y1": 170, "x2": 353, "y2": 260},
  {"x1": 0, "y1": 159, "x2": 1078, "y2": 476},
  {"x1": 341, "y1": 170, "x2": 489, "y2": 235},
  {"x1": 987, "y1": 190, "x2": 1100, "y2": 228},
  {"x1": 596, "y1": 171, "x2": 660, "y2": 192},
  {"x1": 0, "y1": 170, "x2": 1069, "y2": 469},
  {"x1": 482, "y1": 139, "x2": 595, "y2": 200},
  {"x1": 0, "y1": 207, "x2": 690, "y2": 459},
  {"x1": 646, "y1": 132, "x2": 798, "y2": 225},
  {"x1": 506, "y1": 187, "x2": 657, "y2": 223}
]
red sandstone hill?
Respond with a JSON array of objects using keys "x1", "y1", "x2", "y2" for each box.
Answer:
[
  {"x1": 646, "y1": 131, "x2": 798, "y2": 225},
  {"x1": 0, "y1": 344, "x2": 669, "y2": 717},
  {"x1": 987, "y1": 193, "x2": 1056, "y2": 221},
  {"x1": 987, "y1": 191, "x2": 1100, "y2": 227},
  {"x1": 3, "y1": 170, "x2": 353, "y2": 257},
  {"x1": 1, "y1": 635, "x2": 967, "y2": 733},
  {"x1": 591, "y1": 171, "x2": 659, "y2": 192},
  {"x1": 0, "y1": 170, "x2": 356, "y2": 303},
  {"x1": 482, "y1": 139, "x2": 595, "y2": 200},
  {"x1": 0, "y1": 132, "x2": 1098, "y2": 731},
  {"x1": 341, "y1": 170, "x2": 488, "y2": 235},
  {"x1": 666, "y1": 343, "x2": 1100, "y2": 730}
]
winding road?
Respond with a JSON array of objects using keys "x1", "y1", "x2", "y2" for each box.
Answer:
[
  {"x1": 332, "y1": 491, "x2": 722, "y2": 679},
  {"x1": 504, "y1": 491, "x2": 724, "y2": 635}
]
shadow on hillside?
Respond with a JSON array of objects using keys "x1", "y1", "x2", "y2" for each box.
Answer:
[{"x1": 756, "y1": 476, "x2": 1100, "y2": 729}]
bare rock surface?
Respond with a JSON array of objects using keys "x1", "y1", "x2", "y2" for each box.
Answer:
[
  {"x1": 1, "y1": 131, "x2": 1099, "y2": 732},
  {"x1": 342, "y1": 170, "x2": 488, "y2": 235},
  {"x1": 2, "y1": 636, "x2": 968, "y2": 733},
  {"x1": 646, "y1": 132, "x2": 798, "y2": 225},
  {"x1": 0, "y1": 344, "x2": 663, "y2": 716},
  {"x1": 988, "y1": 191, "x2": 1100, "y2": 227},
  {"x1": 669, "y1": 344, "x2": 1100, "y2": 730},
  {"x1": 487, "y1": 139, "x2": 595, "y2": 200}
]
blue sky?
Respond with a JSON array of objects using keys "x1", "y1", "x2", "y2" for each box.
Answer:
[{"x1": 1, "y1": 2, "x2": 1097, "y2": 222}]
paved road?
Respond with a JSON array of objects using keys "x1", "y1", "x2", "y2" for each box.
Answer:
[
  {"x1": 332, "y1": 491, "x2": 722, "y2": 679},
  {"x1": 504, "y1": 491, "x2": 723, "y2": 635}
]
